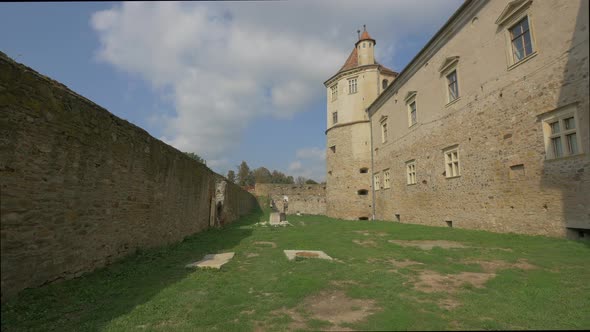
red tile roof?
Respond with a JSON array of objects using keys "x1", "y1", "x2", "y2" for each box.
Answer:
[
  {"x1": 359, "y1": 30, "x2": 373, "y2": 41},
  {"x1": 336, "y1": 47, "x2": 397, "y2": 76},
  {"x1": 338, "y1": 47, "x2": 358, "y2": 72}
]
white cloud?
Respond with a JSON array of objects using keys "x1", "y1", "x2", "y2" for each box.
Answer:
[
  {"x1": 91, "y1": 0, "x2": 461, "y2": 167},
  {"x1": 288, "y1": 147, "x2": 327, "y2": 182}
]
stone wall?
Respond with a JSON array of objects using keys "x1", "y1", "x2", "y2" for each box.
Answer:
[
  {"x1": 368, "y1": 0, "x2": 589, "y2": 237},
  {"x1": 0, "y1": 52, "x2": 258, "y2": 301},
  {"x1": 254, "y1": 183, "x2": 326, "y2": 215},
  {"x1": 326, "y1": 123, "x2": 373, "y2": 220}
]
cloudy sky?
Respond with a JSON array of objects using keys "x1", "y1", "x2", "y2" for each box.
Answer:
[{"x1": 1, "y1": 0, "x2": 461, "y2": 181}]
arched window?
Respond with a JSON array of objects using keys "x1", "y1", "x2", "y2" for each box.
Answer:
[{"x1": 382, "y1": 79, "x2": 389, "y2": 90}]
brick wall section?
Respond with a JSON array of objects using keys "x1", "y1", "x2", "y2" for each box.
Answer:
[
  {"x1": 0, "y1": 52, "x2": 258, "y2": 301},
  {"x1": 254, "y1": 183, "x2": 326, "y2": 215}
]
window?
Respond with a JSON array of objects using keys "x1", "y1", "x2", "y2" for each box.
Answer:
[
  {"x1": 330, "y1": 145, "x2": 336, "y2": 153},
  {"x1": 374, "y1": 173, "x2": 380, "y2": 191},
  {"x1": 541, "y1": 105, "x2": 581, "y2": 159},
  {"x1": 348, "y1": 78, "x2": 358, "y2": 94},
  {"x1": 408, "y1": 100, "x2": 417, "y2": 127},
  {"x1": 332, "y1": 112, "x2": 338, "y2": 125},
  {"x1": 444, "y1": 147, "x2": 460, "y2": 178},
  {"x1": 381, "y1": 122, "x2": 388, "y2": 143},
  {"x1": 359, "y1": 167, "x2": 369, "y2": 174},
  {"x1": 383, "y1": 169, "x2": 391, "y2": 189},
  {"x1": 447, "y1": 70, "x2": 459, "y2": 102},
  {"x1": 406, "y1": 161, "x2": 416, "y2": 185},
  {"x1": 382, "y1": 79, "x2": 388, "y2": 90},
  {"x1": 509, "y1": 16, "x2": 534, "y2": 63},
  {"x1": 331, "y1": 84, "x2": 338, "y2": 101},
  {"x1": 358, "y1": 189, "x2": 368, "y2": 195}
]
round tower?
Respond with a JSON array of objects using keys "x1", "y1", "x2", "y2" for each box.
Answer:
[
  {"x1": 324, "y1": 26, "x2": 397, "y2": 220},
  {"x1": 356, "y1": 25, "x2": 376, "y2": 66}
]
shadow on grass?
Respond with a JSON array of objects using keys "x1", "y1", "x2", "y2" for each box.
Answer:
[{"x1": 1, "y1": 204, "x2": 264, "y2": 332}]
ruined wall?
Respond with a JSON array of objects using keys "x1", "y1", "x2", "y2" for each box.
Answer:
[
  {"x1": 254, "y1": 183, "x2": 326, "y2": 215},
  {"x1": 0, "y1": 52, "x2": 258, "y2": 301},
  {"x1": 369, "y1": 0, "x2": 589, "y2": 237}
]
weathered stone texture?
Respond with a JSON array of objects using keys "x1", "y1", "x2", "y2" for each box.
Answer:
[
  {"x1": 0, "y1": 52, "x2": 258, "y2": 301},
  {"x1": 369, "y1": 0, "x2": 589, "y2": 237},
  {"x1": 254, "y1": 183, "x2": 326, "y2": 215},
  {"x1": 326, "y1": 123, "x2": 373, "y2": 220}
]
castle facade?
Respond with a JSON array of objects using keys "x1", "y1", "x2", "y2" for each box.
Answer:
[{"x1": 325, "y1": 0, "x2": 589, "y2": 238}]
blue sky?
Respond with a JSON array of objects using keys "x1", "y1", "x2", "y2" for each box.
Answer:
[{"x1": 1, "y1": 1, "x2": 462, "y2": 181}]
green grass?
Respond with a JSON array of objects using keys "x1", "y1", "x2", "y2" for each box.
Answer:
[{"x1": 2, "y1": 198, "x2": 589, "y2": 331}]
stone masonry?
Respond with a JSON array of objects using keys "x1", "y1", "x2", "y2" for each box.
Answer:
[
  {"x1": 0, "y1": 52, "x2": 259, "y2": 302},
  {"x1": 254, "y1": 183, "x2": 326, "y2": 215},
  {"x1": 367, "y1": 0, "x2": 589, "y2": 237}
]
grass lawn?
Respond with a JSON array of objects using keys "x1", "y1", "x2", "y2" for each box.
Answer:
[{"x1": 2, "y1": 198, "x2": 589, "y2": 331}]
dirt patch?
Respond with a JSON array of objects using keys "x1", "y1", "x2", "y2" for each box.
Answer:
[
  {"x1": 269, "y1": 290, "x2": 378, "y2": 331},
  {"x1": 412, "y1": 270, "x2": 494, "y2": 293},
  {"x1": 296, "y1": 251, "x2": 319, "y2": 258},
  {"x1": 254, "y1": 241, "x2": 277, "y2": 248},
  {"x1": 305, "y1": 291, "x2": 377, "y2": 327},
  {"x1": 330, "y1": 280, "x2": 360, "y2": 287},
  {"x1": 353, "y1": 239, "x2": 378, "y2": 247},
  {"x1": 353, "y1": 230, "x2": 389, "y2": 237},
  {"x1": 466, "y1": 259, "x2": 536, "y2": 272},
  {"x1": 388, "y1": 259, "x2": 424, "y2": 268},
  {"x1": 245, "y1": 253, "x2": 259, "y2": 258},
  {"x1": 388, "y1": 240, "x2": 467, "y2": 250}
]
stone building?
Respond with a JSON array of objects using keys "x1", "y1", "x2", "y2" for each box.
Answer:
[
  {"x1": 324, "y1": 26, "x2": 397, "y2": 220},
  {"x1": 327, "y1": 0, "x2": 589, "y2": 238}
]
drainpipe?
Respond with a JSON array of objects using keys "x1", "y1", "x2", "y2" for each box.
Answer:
[{"x1": 367, "y1": 108, "x2": 376, "y2": 221}]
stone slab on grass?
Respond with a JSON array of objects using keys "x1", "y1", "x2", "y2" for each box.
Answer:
[
  {"x1": 284, "y1": 250, "x2": 333, "y2": 261},
  {"x1": 186, "y1": 252, "x2": 235, "y2": 269}
]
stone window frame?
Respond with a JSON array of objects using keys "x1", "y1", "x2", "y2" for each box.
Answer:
[
  {"x1": 406, "y1": 160, "x2": 417, "y2": 185},
  {"x1": 495, "y1": 0, "x2": 538, "y2": 70},
  {"x1": 540, "y1": 103, "x2": 582, "y2": 160},
  {"x1": 443, "y1": 145, "x2": 461, "y2": 178},
  {"x1": 439, "y1": 57, "x2": 461, "y2": 106},
  {"x1": 405, "y1": 91, "x2": 418, "y2": 127},
  {"x1": 383, "y1": 168, "x2": 391, "y2": 189},
  {"x1": 332, "y1": 111, "x2": 338, "y2": 125},
  {"x1": 348, "y1": 77, "x2": 358, "y2": 94},
  {"x1": 374, "y1": 172, "x2": 381, "y2": 191},
  {"x1": 331, "y1": 84, "x2": 338, "y2": 101}
]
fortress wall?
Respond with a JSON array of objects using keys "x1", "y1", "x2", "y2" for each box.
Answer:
[
  {"x1": 254, "y1": 183, "x2": 326, "y2": 215},
  {"x1": 0, "y1": 52, "x2": 258, "y2": 301}
]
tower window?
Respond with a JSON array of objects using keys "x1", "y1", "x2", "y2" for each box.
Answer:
[
  {"x1": 357, "y1": 189, "x2": 368, "y2": 195},
  {"x1": 359, "y1": 167, "x2": 368, "y2": 174},
  {"x1": 382, "y1": 79, "x2": 388, "y2": 90},
  {"x1": 332, "y1": 112, "x2": 338, "y2": 125},
  {"x1": 348, "y1": 78, "x2": 358, "y2": 94},
  {"x1": 331, "y1": 84, "x2": 338, "y2": 101},
  {"x1": 330, "y1": 145, "x2": 336, "y2": 153}
]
